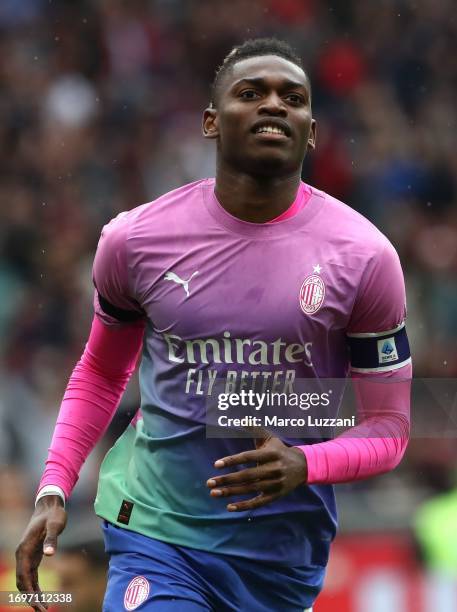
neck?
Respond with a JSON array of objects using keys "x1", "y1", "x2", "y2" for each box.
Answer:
[{"x1": 214, "y1": 162, "x2": 302, "y2": 223}]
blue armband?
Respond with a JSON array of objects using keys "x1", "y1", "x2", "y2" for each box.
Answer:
[{"x1": 347, "y1": 322, "x2": 411, "y2": 373}]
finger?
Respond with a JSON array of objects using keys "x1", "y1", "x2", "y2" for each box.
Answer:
[
  {"x1": 17, "y1": 568, "x2": 47, "y2": 611},
  {"x1": 214, "y1": 448, "x2": 276, "y2": 469},
  {"x1": 210, "y1": 479, "x2": 280, "y2": 498},
  {"x1": 207, "y1": 464, "x2": 278, "y2": 488},
  {"x1": 27, "y1": 573, "x2": 47, "y2": 612},
  {"x1": 32, "y1": 600, "x2": 48, "y2": 612},
  {"x1": 16, "y1": 550, "x2": 38, "y2": 594},
  {"x1": 15, "y1": 564, "x2": 47, "y2": 612},
  {"x1": 16, "y1": 524, "x2": 44, "y2": 590},
  {"x1": 30, "y1": 570, "x2": 40, "y2": 593},
  {"x1": 43, "y1": 520, "x2": 62, "y2": 555},
  {"x1": 31, "y1": 573, "x2": 47, "y2": 609},
  {"x1": 226, "y1": 492, "x2": 278, "y2": 512},
  {"x1": 16, "y1": 570, "x2": 33, "y2": 594}
]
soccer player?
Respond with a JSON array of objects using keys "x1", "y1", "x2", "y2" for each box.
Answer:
[{"x1": 16, "y1": 39, "x2": 411, "y2": 611}]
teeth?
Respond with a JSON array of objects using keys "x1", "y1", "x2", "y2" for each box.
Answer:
[{"x1": 256, "y1": 126, "x2": 285, "y2": 135}]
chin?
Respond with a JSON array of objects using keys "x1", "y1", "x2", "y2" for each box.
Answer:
[{"x1": 244, "y1": 153, "x2": 296, "y2": 177}]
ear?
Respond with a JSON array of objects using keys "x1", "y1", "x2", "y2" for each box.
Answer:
[
  {"x1": 202, "y1": 107, "x2": 219, "y2": 139},
  {"x1": 307, "y1": 119, "x2": 316, "y2": 151}
]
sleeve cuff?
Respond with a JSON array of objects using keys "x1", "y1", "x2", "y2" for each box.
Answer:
[{"x1": 35, "y1": 485, "x2": 66, "y2": 507}]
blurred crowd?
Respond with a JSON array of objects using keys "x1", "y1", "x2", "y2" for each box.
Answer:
[{"x1": 1, "y1": 0, "x2": 457, "y2": 594}]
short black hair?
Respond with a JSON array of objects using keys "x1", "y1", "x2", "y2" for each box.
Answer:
[{"x1": 211, "y1": 38, "x2": 306, "y2": 107}]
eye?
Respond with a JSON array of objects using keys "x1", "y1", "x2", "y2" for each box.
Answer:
[
  {"x1": 240, "y1": 89, "x2": 260, "y2": 100},
  {"x1": 285, "y1": 93, "x2": 305, "y2": 105}
]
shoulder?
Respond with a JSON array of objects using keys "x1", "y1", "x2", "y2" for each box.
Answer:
[
  {"x1": 317, "y1": 188, "x2": 389, "y2": 246},
  {"x1": 311, "y1": 186, "x2": 396, "y2": 262},
  {"x1": 127, "y1": 178, "x2": 209, "y2": 224},
  {"x1": 99, "y1": 179, "x2": 209, "y2": 248}
]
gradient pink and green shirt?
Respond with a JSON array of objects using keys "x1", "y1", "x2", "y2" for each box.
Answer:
[{"x1": 62, "y1": 178, "x2": 409, "y2": 566}]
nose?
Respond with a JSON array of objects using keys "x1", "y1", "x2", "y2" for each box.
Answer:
[{"x1": 258, "y1": 92, "x2": 287, "y2": 116}]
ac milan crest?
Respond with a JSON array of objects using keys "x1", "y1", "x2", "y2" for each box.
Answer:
[
  {"x1": 124, "y1": 576, "x2": 150, "y2": 611},
  {"x1": 299, "y1": 273, "x2": 325, "y2": 315}
]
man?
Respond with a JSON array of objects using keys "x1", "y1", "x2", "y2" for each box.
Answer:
[{"x1": 16, "y1": 38, "x2": 411, "y2": 611}]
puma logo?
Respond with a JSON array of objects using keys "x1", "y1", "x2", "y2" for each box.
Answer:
[{"x1": 164, "y1": 271, "x2": 199, "y2": 298}]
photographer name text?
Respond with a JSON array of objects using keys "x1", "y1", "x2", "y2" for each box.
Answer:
[{"x1": 217, "y1": 414, "x2": 355, "y2": 428}]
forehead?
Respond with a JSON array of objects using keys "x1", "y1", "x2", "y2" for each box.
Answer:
[{"x1": 225, "y1": 55, "x2": 308, "y2": 90}]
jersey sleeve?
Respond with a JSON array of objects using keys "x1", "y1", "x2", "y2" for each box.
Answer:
[
  {"x1": 92, "y1": 212, "x2": 145, "y2": 326},
  {"x1": 38, "y1": 315, "x2": 144, "y2": 499},
  {"x1": 347, "y1": 239, "x2": 411, "y2": 373},
  {"x1": 297, "y1": 240, "x2": 412, "y2": 484}
]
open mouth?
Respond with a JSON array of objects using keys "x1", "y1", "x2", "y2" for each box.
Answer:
[
  {"x1": 251, "y1": 120, "x2": 291, "y2": 139},
  {"x1": 254, "y1": 126, "x2": 286, "y2": 136}
]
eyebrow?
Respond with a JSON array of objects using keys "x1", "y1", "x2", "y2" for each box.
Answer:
[{"x1": 231, "y1": 77, "x2": 308, "y2": 91}]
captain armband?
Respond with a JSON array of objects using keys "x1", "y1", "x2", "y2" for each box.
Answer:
[{"x1": 347, "y1": 321, "x2": 411, "y2": 373}]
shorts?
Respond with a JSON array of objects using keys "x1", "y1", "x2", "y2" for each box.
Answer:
[{"x1": 102, "y1": 521, "x2": 320, "y2": 611}]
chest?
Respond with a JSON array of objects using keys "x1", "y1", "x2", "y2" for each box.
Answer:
[{"x1": 133, "y1": 231, "x2": 363, "y2": 345}]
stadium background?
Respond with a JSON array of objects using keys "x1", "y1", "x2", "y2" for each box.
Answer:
[{"x1": 0, "y1": 1, "x2": 456, "y2": 610}]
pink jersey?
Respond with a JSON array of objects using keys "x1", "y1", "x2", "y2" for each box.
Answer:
[
  {"x1": 39, "y1": 178, "x2": 411, "y2": 566},
  {"x1": 94, "y1": 179, "x2": 408, "y2": 373}
]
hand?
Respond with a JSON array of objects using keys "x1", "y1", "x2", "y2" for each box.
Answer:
[
  {"x1": 206, "y1": 436, "x2": 307, "y2": 512},
  {"x1": 16, "y1": 495, "x2": 67, "y2": 611}
]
